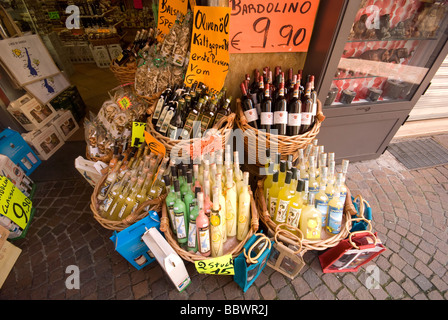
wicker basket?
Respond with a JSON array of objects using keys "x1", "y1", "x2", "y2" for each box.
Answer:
[
  {"x1": 235, "y1": 98, "x2": 325, "y2": 167},
  {"x1": 254, "y1": 178, "x2": 356, "y2": 252},
  {"x1": 90, "y1": 174, "x2": 166, "y2": 231},
  {"x1": 110, "y1": 60, "x2": 137, "y2": 85},
  {"x1": 159, "y1": 190, "x2": 259, "y2": 262},
  {"x1": 145, "y1": 99, "x2": 236, "y2": 156}
]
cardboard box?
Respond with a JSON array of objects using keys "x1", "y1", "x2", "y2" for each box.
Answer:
[
  {"x1": 109, "y1": 212, "x2": 161, "y2": 270},
  {"x1": 0, "y1": 225, "x2": 22, "y2": 288},
  {"x1": 74, "y1": 156, "x2": 104, "y2": 187},
  {"x1": 0, "y1": 128, "x2": 41, "y2": 175},
  {"x1": 53, "y1": 110, "x2": 79, "y2": 141},
  {"x1": 142, "y1": 227, "x2": 191, "y2": 292},
  {"x1": 90, "y1": 45, "x2": 111, "y2": 68},
  {"x1": 22, "y1": 124, "x2": 64, "y2": 161},
  {"x1": 0, "y1": 155, "x2": 35, "y2": 198},
  {"x1": 7, "y1": 94, "x2": 57, "y2": 131}
]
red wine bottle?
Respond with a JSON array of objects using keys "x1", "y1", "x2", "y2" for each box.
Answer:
[
  {"x1": 260, "y1": 83, "x2": 273, "y2": 133},
  {"x1": 300, "y1": 82, "x2": 314, "y2": 134},
  {"x1": 274, "y1": 80, "x2": 288, "y2": 135},
  {"x1": 287, "y1": 83, "x2": 302, "y2": 136},
  {"x1": 240, "y1": 82, "x2": 259, "y2": 129}
]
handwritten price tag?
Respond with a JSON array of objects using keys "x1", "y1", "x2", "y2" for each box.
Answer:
[
  {"x1": 229, "y1": 0, "x2": 320, "y2": 53},
  {"x1": 157, "y1": 0, "x2": 189, "y2": 42},
  {"x1": 144, "y1": 130, "x2": 166, "y2": 157},
  {"x1": 194, "y1": 254, "x2": 235, "y2": 275},
  {"x1": 0, "y1": 176, "x2": 32, "y2": 230}
]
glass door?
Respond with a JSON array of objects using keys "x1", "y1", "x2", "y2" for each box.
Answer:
[{"x1": 323, "y1": 0, "x2": 448, "y2": 107}]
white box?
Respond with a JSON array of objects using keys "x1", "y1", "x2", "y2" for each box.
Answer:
[
  {"x1": 22, "y1": 123, "x2": 64, "y2": 160},
  {"x1": 90, "y1": 45, "x2": 111, "y2": 68},
  {"x1": 0, "y1": 226, "x2": 22, "y2": 289},
  {"x1": 52, "y1": 110, "x2": 79, "y2": 141},
  {"x1": 107, "y1": 44, "x2": 122, "y2": 61},
  {"x1": 74, "y1": 156, "x2": 104, "y2": 187},
  {"x1": 141, "y1": 227, "x2": 191, "y2": 292},
  {"x1": 0, "y1": 155, "x2": 34, "y2": 197},
  {"x1": 7, "y1": 94, "x2": 57, "y2": 131}
]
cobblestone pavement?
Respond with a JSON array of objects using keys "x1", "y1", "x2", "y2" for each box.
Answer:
[{"x1": 1, "y1": 135, "x2": 447, "y2": 301}]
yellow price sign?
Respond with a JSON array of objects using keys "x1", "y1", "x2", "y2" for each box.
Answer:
[
  {"x1": 0, "y1": 176, "x2": 32, "y2": 230},
  {"x1": 194, "y1": 254, "x2": 234, "y2": 275},
  {"x1": 131, "y1": 122, "x2": 146, "y2": 147}
]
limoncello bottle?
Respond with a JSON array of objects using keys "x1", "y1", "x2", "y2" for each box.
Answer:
[
  {"x1": 315, "y1": 182, "x2": 329, "y2": 227},
  {"x1": 268, "y1": 171, "x2": 280, "y2": 219},
  {"x1": 326, "y1": 189, "x2": 344, "y2": 235},
  {"x1": 196, "y1": 192, "x2": 211, "y2": 256},
  {"x1": 273, "y1": 171, "x2": 294, "y2": 225},
  {"x1": 225, "y1": 167, "x2": 237, "y2": 237},
  {"x1": 237, "y1": 172, "x2": 251, "y2": 241},
  {"x1": 284, "y1": 178, "x2": 305, "y2": 232},
  {"x1": 210, "y1": 186, "x2": 224, "y2": 257},
  {"x1": 299, "y1": 192, "x2": 322, "y2": 240}
]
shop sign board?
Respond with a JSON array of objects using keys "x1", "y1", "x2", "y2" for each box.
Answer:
[
  {"x1": 228, "y1": 0, "x2": 320, "y2": 53},
  {"x1": 157, "y1": 0, "x2": 189, "y2": 42},
  {"x1": 184, "y1": 5, "x2": 231, "y2": 94},
  {"x1": 0, "y1": 176, "x2": 32, "y2": 230}
]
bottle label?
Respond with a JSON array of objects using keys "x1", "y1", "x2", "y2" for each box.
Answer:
[
  {"x1": 315, "y1": 199, "x2": 329, "y2": 226},
  {"x1": 99, "y1": 180, "x2": 113, "y2": 198},
  {"x1": 301, "y1": 112, "x2": 312, "y2": 125},
  {"x1": 187, "y1": 221, "x2": 197, "y2": 248},
  {"x1": 168, "y1": 125, "x2": 178, "y2": 139},
  {"x1": 274, "y1": 111, "x2": 288, "y2": 124},
  {"x1": 102, "y1": 195, "x2": 114, "y2": 212},
  {"x1": 181, "y1": 114, "x2": 197, "y2": 139},
  {"x1": 269, "y1": 197, "x2": 277, "y2": 218},
  {"x1": 265, "y1": 189, "x2": 270, "y2": 208},
  {"x1": 309, "y1": 185, "x2": 319, "y2": 196},
  {"x1": 153, "y1": 98, "x2": 164, "y2": 120},
  {"x1": 244, "y1": 109, "x2": 259, "y2": 122},
  {"x1": 198, "y1": 225, "x2": 210, "y2": 254},
  {"x1": 200, "y1": 115, "x2": 212, "y2": 133},
  {"x1": 305, "y1": 217, "x2": 320, "y2": 239},
  {"x1": 260, "y1": 112, "x2": 273, "y2": 125},
  {"x1": 156, "y1": 106, "x2": 169, "y2": 127},
  {"x1": 167, "y1": 204, "x2": 175, "y2": 224},
  {"x1": 327, "y1": 206, "x2": 343, "y2": 234},
  {"x1": 288, "y1": 113, "x2": 301, "y2": 126},
  {"x1": 275, "y1": 199, "x2": 289, "y2": 223},
  {"x1": 159, "y1": 109, "x2": 174, "y2": 134},
  {"x1": 118, "y1": 203, "x2": 128, "y2": 219},
  {"x1": 286, "y1": 206, "x2": 302, "y2": 228},
  {"x1": 174, "y1": 212, "x2": 187, "y2": 240}
]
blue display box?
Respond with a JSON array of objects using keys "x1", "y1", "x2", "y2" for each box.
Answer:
[
  {"x1": 110, "y1": 211, "x2": 161, "y2": 270},
  {"x1": 0, "y1": 128, "x2": 41, "y2": 175}
]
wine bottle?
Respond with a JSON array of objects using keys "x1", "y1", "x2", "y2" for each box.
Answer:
[
  {"x1": 180, "y1": 98, "x2": 204, "y2": 139},
  {"x1": 260, "y1": 83, "x2": 273, "y2": 133},
  {"x1": 167, "y1": 98, "x2": 185, "y2": 139},
  {"x1": 300, "y1": 81, "x2": 314, "y2": 134},
  {"x1": 152, "y1": 86, "x2": 172, "y2": 126},
  {"x1": 287, "y1": 83, "x2": 302, "y2": 136},
  {"x1": 212, "y1": 96, "x2": 232, "y2": 127},
  {"x1": 240, "y1": 82, "x2": 259, "y2": 129},
  {"x1": 273, "y1": 80, "x2": 288, "y2": 135}
]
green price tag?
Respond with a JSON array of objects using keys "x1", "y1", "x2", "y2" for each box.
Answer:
[
  {"x1": 48, "y1": 11, "x2": 60, "y2": 20},
  {"x1": 0, "y1": 176, "x2": 32, "y2": 230},
  {"x1": 194, "y1": 254, "x2": 234, "y2": 275},
  {"x1": 131, "y1": 122, "x2": 146, "y2": 147}
]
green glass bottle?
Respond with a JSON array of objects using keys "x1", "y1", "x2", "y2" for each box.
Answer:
[{"x1": 173, "y1": 179, "x2": 188, "y2": 244}]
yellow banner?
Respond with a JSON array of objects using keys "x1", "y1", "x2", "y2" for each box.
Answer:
[
  {"x1": 157, "y1": 0, "x2": 189, "y2": 42},
  {"x1": 194, "y1": 254, "x2": 234, "y2": 275},
  {"x1": 0, "y1": 176, "x2": 32, "y2": 230},
  {"x1": 184, "y1": 5, "x2": 230, "y2": 94}
]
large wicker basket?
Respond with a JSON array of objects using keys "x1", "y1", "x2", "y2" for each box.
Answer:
[
  {"x1": 145, "y1": 98, "x2": 236, "y2": 156},
  {"x1": 159, "y1": 190, "x2": 259, "y2": 262},
  {"x1": 110, "y1": 60, "x2": 137, "y2": 85},
  {"x1": 235, "y1": 98, "x2": 325, "y2": 167},
  {"x1": 90, "y1": 174, "x2": 166, "y2": 231},
  {"x1": 254, "y1": 178, "x2": 356, "y2": 252}
]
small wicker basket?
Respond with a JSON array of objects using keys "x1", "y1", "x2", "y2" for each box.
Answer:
[
  {"x1": 159, "y1": 190, "x2": 259, "y2": 262},
  {"x1": 110, "y1": 60, "x2": 137, "y2": 85},
  {"x1": 145, "y1": 98, "x2": 236, "y2": 156},
  {"x1": 235, "y1": 98, "x2": 325, "y2": 167},
  {"x1": 90, "y1": 174, "x2": 166, "y2": 231},
  {"x1": 254, "y1": 178, "x2": 356, "y2": 252}
]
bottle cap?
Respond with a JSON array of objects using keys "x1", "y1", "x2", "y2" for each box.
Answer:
[
  {"x1": 174, "y1": 179, "x2": 180, "y2": 192},
  {"x1": 195, "y1": 187, "x2": 202, "y2": 196},
  {"x1": 187, "y1": 170, "x2": 193, "y2": 183},
  {"x1": 273, "y1": 171, "x2": 279, "y2": 182},
  {"x1": 296, "y1": 179, "x2": 305, "y2": 192},
  {"x1": 285, "y1": 171, "x2": 292, "y2": 184},
  {"x1": 280, "y1": 160, "x2": 286, "y2": 172},
  {"x1": 164, "y1": 175, "x2": 171, "y2": 186}
]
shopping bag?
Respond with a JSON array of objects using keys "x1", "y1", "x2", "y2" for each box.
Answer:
[
  {"x1": 319, "y1": 218, "x2": 386, "y2": 273},
  {"x1": 234, "y1": 232, "x2": 272, "y2": 292},
  {"x1": 350, "y1": 195, "x2": 372, "y2": 233},
  {"x1": 267, "y1": 224, "x2": 306, "y2": 280}
]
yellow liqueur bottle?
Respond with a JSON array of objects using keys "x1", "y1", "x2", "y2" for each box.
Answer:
[
  {"x1": 268, "y1": 171, "x2": 280, "y2": 219},
  {"x1": 299, "y1": 192, "x2": 322, "y2": 240},
  {"x1": 100, "y1": 171, "x2": 131, "y2": 217},
  {"x1": 339, "y1": 160, "x2": 349, "y2": 204},
  {"x1": 109, "y1": 176, "x2": 137, "y2": 221},
  {"x1": 273, "y1": 171, "x2": 294, "y2": 225},
  {"x1": 210, "y1": 186, "x2": 224, "y2": 257},
  {"x1": 225, "y1": 167, "x2": 237, "y2": 237},
  {"x1": 326, "y1": 188, "x2": 344, "y2": 235},
  {"x1": 237, "y1": 172, "x2": 251, "y2": 241},
  {"x1": 118, "y1": 176, "x2": 145, "y2": 221},
  {"x1": 278, "y1": 160, "x2": 287, "y2": 188},
  {"x1": 315, "y1": 182, "x2": 329, "y2": 227},
  {"x1": 284, "y1": 179, "x2": 305, "y2": 231}
]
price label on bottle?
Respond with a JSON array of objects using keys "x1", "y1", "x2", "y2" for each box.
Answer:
[
  {"x1": 131, "y1": 122, "x2": 146, "y2": 147},
  {"x1": 194, "y1": 254, "x2": 235, "y2": 275},
  {"x1": 229, "y1": 0, "x2": 320, "y2": 53},
  {"x1": 0, "y1": 176, "x2": 32, "y2": 230}
]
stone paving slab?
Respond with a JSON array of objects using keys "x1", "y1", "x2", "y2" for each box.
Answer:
[{"x1": 1, "y1": 138, "x2": 447, "y2": 301}]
